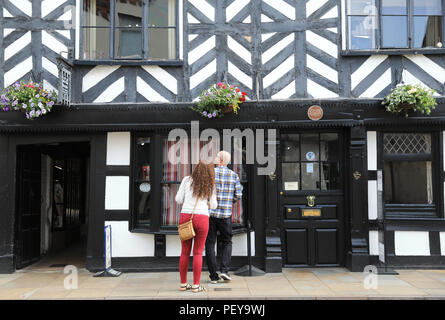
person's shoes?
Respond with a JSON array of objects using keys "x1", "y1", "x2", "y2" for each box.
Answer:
[
  {"x1": 209, "y1": 275, "x2": 223, "y2": 284},
  {"x1": 219, "y1": 273, "x2": 232, "y2": 281}
]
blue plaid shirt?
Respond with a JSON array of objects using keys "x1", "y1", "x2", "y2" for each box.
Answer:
[{"x1": 210, "y1": 166, "x2": 243, "y2": 219}]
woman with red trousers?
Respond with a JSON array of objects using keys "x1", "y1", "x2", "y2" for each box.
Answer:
[{"x1": 175, "y1": 161, "x2": 217, "y2": 293}]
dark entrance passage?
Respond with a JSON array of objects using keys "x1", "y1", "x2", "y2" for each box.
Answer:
[
  {"x1": 279, "y1": 131, "x2": 346, "y2": 267},
  {"x1": 15, "y1": 142, "x2": 90, "y2": 270}
]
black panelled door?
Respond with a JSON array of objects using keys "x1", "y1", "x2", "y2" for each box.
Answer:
[
  {"x1": 279, "y1": 132, "x2": 345, "y2": 267},
  {"x1": 15, "y1": 146, "x2": 41, "y2": 269}
]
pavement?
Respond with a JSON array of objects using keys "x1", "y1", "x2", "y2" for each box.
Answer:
[{"x1": 1, "y1": 265, "x2": 445, "y2": 300}]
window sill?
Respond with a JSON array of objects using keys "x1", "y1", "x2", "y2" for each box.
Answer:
[
  {"x1": 130, "y1": 226, "x2": 249, "y2": 235},
  {"x1": 341, "y1": 48, "x2": 445, "y2": 56},
  {"x1": 72, "y1": 59, "x2": 184, "y2": 67}
]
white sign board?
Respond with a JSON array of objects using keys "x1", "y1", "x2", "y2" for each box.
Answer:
[{"x1": 105, "y1": 225, "x2": 112, "y2": 271}]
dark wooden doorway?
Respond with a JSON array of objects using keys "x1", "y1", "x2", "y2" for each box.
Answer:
[
  {"x1": 15, "y1": 146, "x2": 42, "y2": 269},
  {"x1": 279, "y1": 131, "x2": 346, "y2": 267}
]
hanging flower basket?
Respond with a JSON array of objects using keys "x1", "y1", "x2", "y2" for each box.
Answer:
[
  {"x1": 382, "y1": 83, "x2": 437, "y2": 117},
  {"x1": 191, "y1": 82, "x2": 247, "y2": 118},
  {"x1": 0, "y1": 81, "x2": 57, "y2": 120}
]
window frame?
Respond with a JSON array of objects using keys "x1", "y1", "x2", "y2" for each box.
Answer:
[
  {"x1": 378, "y1": 130, "x2": 444, "y2": 219},
  {"x1": 79, "y1": 0, "x2": 180, "y2": 62},
  {"x1": 342, "y1": 0, "x2": 445, "y2": 55},
  {"x1": 279, "y1": 130, "x2": 345, "y2": 195},
  {"x1": 130, "y1": 132, "x2": 251, "y2": 234}
]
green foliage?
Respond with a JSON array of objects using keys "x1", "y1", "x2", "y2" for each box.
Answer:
[
  {"x1": 382, "y1": 83, "x2": 437, "y2": 117},
  {"x1": 0, "y1": 81, "x2": 57, "y2": 120},
  {"x1": 190, "y1": 82, "x2": 247, "y2": 118}
]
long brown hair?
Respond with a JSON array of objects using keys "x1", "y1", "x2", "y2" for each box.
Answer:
[{"x1": 191, "y1": 161, "x2": 215, "y2": 199}]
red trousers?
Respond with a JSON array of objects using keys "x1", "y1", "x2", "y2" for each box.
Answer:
[{"x1": 179, "y1": 213, "x2": 209, "y2": 285}]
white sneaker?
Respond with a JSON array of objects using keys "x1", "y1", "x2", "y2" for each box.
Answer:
[
  {"x1": 209, "y1": 275, "x2": 222, "y2": 284},
  {"x1": 219, "y1": 273, "x2": 231, "y2": 281}
]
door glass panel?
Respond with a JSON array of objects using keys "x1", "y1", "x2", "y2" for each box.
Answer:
[
  {"x1": 281, "y1": 134, "x2": 300, "y2": 162},
  {"x1": 282, "y1": 163, "x2": 300, "y2": 191},
  {"x1": 321, "y1": 162, "x2": 340, "y2": 190},
  {"x1": 320, "y1": 133, "x2": 339, "y2": 161},
  {"x1": 301, "y1": 134, "x2": 319, "y2": 162},
  {"x1": 301, "y1": 162, "x2": 319, "y2": 190}
]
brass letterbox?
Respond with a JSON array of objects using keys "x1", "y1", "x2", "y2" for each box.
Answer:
[{"x1": 301, "y1": 208, "x2": 321, "y2": 217}]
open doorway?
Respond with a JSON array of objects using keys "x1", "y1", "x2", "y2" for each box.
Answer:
[{"x1": 15, "y1": 142, "x2": 90, "y2": 270}]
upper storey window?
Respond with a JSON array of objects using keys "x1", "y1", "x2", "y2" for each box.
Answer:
[
  {"x1": 346, "y1": 0, "x2": 443, "y2": 51},
  {"x1": 81, "y1": 0, "x2": 177, "y2": 60}
]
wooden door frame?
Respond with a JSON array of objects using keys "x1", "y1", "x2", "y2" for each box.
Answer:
[
  {"x1": 2, "y1": 134, "x2": 106, "y2": 273},
  {"x1": 277, "y1": 128, "x2": 349, "y2": 267}
]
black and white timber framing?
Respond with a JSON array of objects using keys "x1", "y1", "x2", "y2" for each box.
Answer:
[{"x1": 1, "y1": 0, "x2": 445, "y2": 274}]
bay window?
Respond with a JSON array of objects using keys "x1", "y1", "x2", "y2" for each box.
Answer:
[
  {"x1": 132, "y1": 133, "x2": 249, "y2": 232},
  {"x1": 345, "y1": 0, "x2": 444, "y2": 51},
  {"x1": 81, "y1": 0, "x2": 177, "y2": 60},
  {"x1": 382, "y1": 132, "x2": 441, "y2": 217}
]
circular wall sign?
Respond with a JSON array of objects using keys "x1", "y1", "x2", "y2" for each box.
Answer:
[{"x1": 307, "y1": 105, "x2": 323, "y2": 121}]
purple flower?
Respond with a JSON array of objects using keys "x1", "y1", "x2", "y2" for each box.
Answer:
[
  {"x1": 36, "y1": 110, "x2": 41, "y2": 117},
  {"x1": 212, "y1": 111, "x2": 217, "y2": 117},
  {"x1": 48, "y1": 93, "x2": 52, "y2": 98},
  {"x1": 208, "y1": 114, "x2": 212, "y2": 118},
  {"x1": 29, "y1": 110, "x2": 35, "y2": 117},
  {"x1": 22, "y1": 104, "x2": 27, "y2": 109},
  {"x1": 35, "y1": 94, "x2": 39, "y2": 98},
  {"x1": 227, "y1": 94, "x2": 231, "y2": 98},
  {"x1": 26, "y1": 113, "x2": 30, "y2": 119},
  {"x1": 4, "y1": 107, "x2": 9, "y2": 112},
  {"x1": 203, "y1": 111, "x2": 207, "y2": 116},
  {"x1": 41, "y1": 108, "x2": 47, "y2": 114}
]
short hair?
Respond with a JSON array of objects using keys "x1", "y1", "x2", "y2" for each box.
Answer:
[{"x1": 216, "y1": 150, "x2": 231, "y2": 165}]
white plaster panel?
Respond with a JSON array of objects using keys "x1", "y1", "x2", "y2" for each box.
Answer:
[
  {"x1": 166, "y1": 234, "x2": 182, "y2": 257},
  {"x1": 165, "y1": 232, "x2": 256, "y2": 257},
  {"x1": 394, "y1": 231, "x2": 430, "y2": 256},
  {"x1": 105, "y1": 176, "x2": 129, "y2": 210},
  {"x1": 368, "y1": 180, "x2": 378, "y2": 220},
  {"x1": 232, "y1": 232, "x2": 255, "y2": 256},
  {"x1": 369, "y1": 230, "x2": 379, "y2": 256},
  {"x1": 367, "y1": 131, "x2": 377, "y2": 170},
  {"x1": 106, "y1": 132, "x2": 131, "y2": 166},
  {"x1": 440, "y1": 232, "x2": 445, "y2": 256},
  {"x1": 105, "y1": 221, "x2": 154, "y2": 257}
]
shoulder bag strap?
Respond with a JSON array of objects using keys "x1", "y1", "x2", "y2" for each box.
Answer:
[{"x1": 191, "y1": 197, "x2": 199, "y2": 221}]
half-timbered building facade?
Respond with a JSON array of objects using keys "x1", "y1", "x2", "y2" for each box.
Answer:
[{"x1": 1, "y1": 0, "x2": 445, "y2": 274}]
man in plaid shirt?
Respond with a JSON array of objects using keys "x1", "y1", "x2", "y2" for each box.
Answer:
[{"x1": 205, "y1": 150, "x2": 242, "y2": 283}]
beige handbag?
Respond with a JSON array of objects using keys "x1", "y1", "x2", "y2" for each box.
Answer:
[{"x1": 178, "y1": 198, "x2": 199, "y2": 241}]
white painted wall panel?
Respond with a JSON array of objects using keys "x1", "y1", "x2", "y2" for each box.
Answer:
[
  {"x1": 368, "y1": 180, "x2": 378, "y2": 220},
  {"x1": 369, "y1": 231, "x2": 379, "y2": 256},
  {"x1": 105, "y1": 176, "x2": 129, "y2": 210},
  {"x1": 394, "y1": 231, "x2": 430, "y2": 256},
  {"x1": 165, "y1": 232, "x2": 256, "y2": 257},
  {"x1": 106, "y1": 132, "x2": 131, "y2": 166},
  {"x1": 440, "y1": 232, "x2": 445, "y2": 256},
  {"x1": 105, "y1": 221, "x2": 155, "y2": 257},
  {"x1": 367, "y1": 131, "x2": 377, "y2": 171}
]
